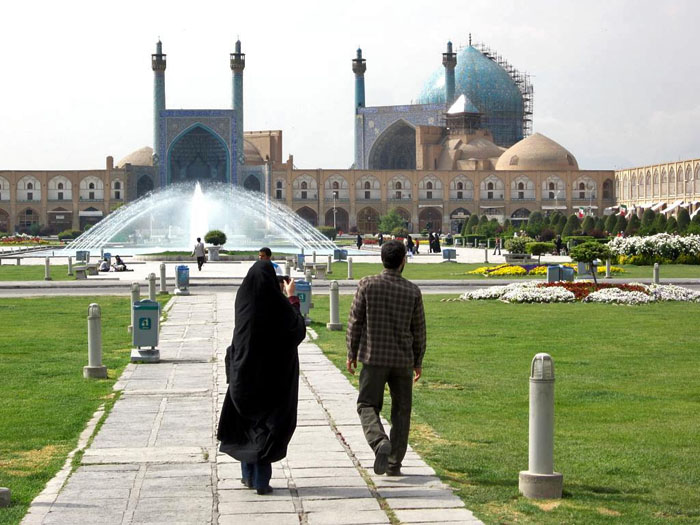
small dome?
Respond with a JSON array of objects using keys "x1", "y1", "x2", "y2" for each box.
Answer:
[
  {"x1": 116, "y1": 146, "x2": 153, "y2": 168},
  {"x1": 495, "y1": 133, "x2": 579, "y2": 171},
  {"x1": 459, "y1": 136, "x2": 505, "y2": 160}
]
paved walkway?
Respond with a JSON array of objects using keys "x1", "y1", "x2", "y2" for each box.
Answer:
[{"x1": 22, "y1": 292, "x2": 481, "y2": 524}]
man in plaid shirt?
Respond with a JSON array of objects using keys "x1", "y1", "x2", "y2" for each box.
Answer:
[{"x1": 346, "y1": 240, "x2": 426, "y2": 476}]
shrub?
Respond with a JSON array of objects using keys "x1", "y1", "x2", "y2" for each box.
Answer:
[
  {"x1": 391, "y1": 227, "x2": 409, "y2": 238},
  {"x1": 570, "y1": 241, "x2": 612, "y2": 264},
  {"x1": 677, "y1": 208, "x2": 691, "y2": 232},
  {"x1": 666, "y1": 217, "x2": 679, "y2": 234},
  {"x1": 594, "y1": 217, "x2": 606, "y2": 232},
  {"x1": 378, "y1": 208, "x2": 405, "y2": 234},
  {"x1": 581, "y1": 216, "x2": 595, "y2": 235},
  {"x1": 539, "y1": 228, "x2": 555, "y2": 242},
  {"x1": 562, "y1": 214, "x2": 581, "y2": 237},
  {"x1": 612, "y1": 215, "x2": 628, "y2": 235},
  {"x1": 642, "y1": 208, "x2": 656, "y2": 227},
  {"x1": 504, "y1": 235, "x2": 534, "y2": 254},
  {"x1": 204, "y1": 230, "x2": 227, "y2": 246},
  {"x1": 653, "y1": 213, "x2": 667, "y2": 232},
  {"x1": 604, "y1": 214, "x2": 617, "y2": 234},
  {"x1": 625, "y1": 214, "x2": 641, "y2": 236},
  {"x1": 58, "y1": 229, "x2": 82, "y2": 240},
  {"x1": 464, "y1": 234, "x2": 486, "y2": 246},
  {"x1": 317, "y1": 226, "x2": 338, "y2": 240},
  {"x1": 462, "y1": 215, "x2": 479, "y2": 235},
  {"x1": 526, "y1": 242, "x2": 555, "y2": 255}
]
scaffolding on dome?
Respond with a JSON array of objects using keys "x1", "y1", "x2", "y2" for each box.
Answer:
[{"x1": 472, "y1": 41, "x2": 534, "y2": 139}]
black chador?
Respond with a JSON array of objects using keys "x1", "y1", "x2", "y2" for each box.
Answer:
[{"x1": 217, "y1": 261, "x2": 306, "y2": 465}]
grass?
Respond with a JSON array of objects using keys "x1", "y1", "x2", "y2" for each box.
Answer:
[
  {"x1": 329, "y1": 261, "x2": 700, "y2": 280},
  {"x1": 0, "y1": 295, "x2": 168, "y2": 525},
  {"x1": 309, "y1": 295, "x2": 700, "y2": 524},
  {"x1": 0, "y1": 265, "x2": 75, "y2": 281}
]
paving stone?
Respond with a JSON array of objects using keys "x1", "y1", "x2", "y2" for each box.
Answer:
[
  {"x1": 217, "y1": 513, "x2": 300, "y2": 525},
  {"x1": 394, "y1": 508, "x2": 481, "y2": 523},
  {"x1": 218, "y1": 498, "x2": 297, "y2": 514},
  {"x1": 306, "y1": 509, "x2": 390, "y2": 524}
]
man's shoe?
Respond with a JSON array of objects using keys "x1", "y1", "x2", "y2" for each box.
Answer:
[
  {"x1": 256, "y1": 485, "x2": 273, "y2": 495},
  {"x1": 373, "y1": 440, "x2": 391, "y2": 475},
  {"x1": 386, "y1": 466, "x2": 402, "y2": 476},
  {"x1": 241, "y1": 478, "x2": 252, "y2": 488}
]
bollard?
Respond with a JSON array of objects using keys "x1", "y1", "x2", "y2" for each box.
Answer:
[
  {"x1": 283, "y1": 261, "x2": 289, "y2": 278},
  {"x1": 605, "y1": 259, "x2": 611, "y2": 279},
  {"x1": 159, "y1": 263, "x2": 167, "y2": 294},
  {"x1": 519, "y1": 353, "x2": 563, "y2": 499},
  {"x1": 0, "y1": 487, "x2": 10, "y2": 508},
  {"x1": 326, "y1": 281, "x2": 342, "y2": 330},
  {"x1": 44, "y1": 257, "x2": 52, "y2": 281},
  {"x1": 305, "y1": 269, "x2": 313, "y2": 284},
  {"x1": 327, "y1": 254, "x2": 332, "y2": 274},
  {"x1": 83, "y1": 304, "x2": 107, "y2": 378},
  {"x1": 16, "y1": 257, "x2": 20, "y2": 266},
  {"x1": 653, "y1": 263, "x2": 660, "y2": 284},
  {"x1": 347, "y1": 257, "x2": 353, "y2": 280},
  {"x1": 484, "y1": 248, "x2": 489, "y2": 264},
  {"x1": 129, "y1": 282, "x2": 140, "y2": 334},
  {"x1": 312, "y1": 250, "x2": 317, "y2": 264},
  {"x1": 147, "y1": 273, "x2": 157, "y2": 301},
  {"x1": 67, "y1": 256, "x2": 73, "y2": 276}
]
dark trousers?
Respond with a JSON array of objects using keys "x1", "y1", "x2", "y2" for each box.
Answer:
[
  {"x1": 196, "y1": 256, "x2": 205, "y2": 271},
  {"x1": 357, "y1": 364, "x2": 413, "y2": 470},
  {"x1": 241, "y1": 462, "x2": 272, "y2": 490}
]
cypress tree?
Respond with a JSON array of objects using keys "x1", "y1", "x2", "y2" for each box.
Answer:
[
  {"x1": 562, "y1": 214, "x2": 581, "y2": 238},
  {"x1": 612, "y1": 215, "x2": 628, "y2": 235},
  {"x1": 479, "y1": 215, "x2": 489, "y2": 227},
  {"x1": 463, "y1": 214, "x2": 479, "y2": 235},
  {"x1": 641, "y1": 208, "x2": 656, "y2": 227},
  {"x1": 581, "y1": 216, "x2": 595, "y2": 234},
  {"x1": 625, "y1": 214, "x2": 641, "y2": 235},
  {"x1": 594, "y1": 217, "x2": 606, "y2": 232},
  {"x1": 677, "y1": 208, "x2": 690, "y2": 233},
  {"x1": 604, "y1": 213, "x2": 617, "y2": 234},
  {"x1": 666, "y1": 216, "x2": 679, "y2": 233},
  {"x1": 653, "y1": 213, "x2": 667, "y2": 232}
]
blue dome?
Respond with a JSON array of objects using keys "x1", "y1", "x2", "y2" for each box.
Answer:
[{"x1": 417, "y1": 45, "x2": 525, "y2": 146}]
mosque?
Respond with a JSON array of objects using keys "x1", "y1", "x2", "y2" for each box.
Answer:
[{"x1": 0, "y1": 38, "x2": 698, "y2": 236}]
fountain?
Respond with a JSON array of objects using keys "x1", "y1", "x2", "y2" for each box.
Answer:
[{"x1": 66, "y1": 182, "x2": 339, "y2": 255}]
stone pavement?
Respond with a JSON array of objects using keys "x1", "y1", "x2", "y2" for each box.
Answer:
[{"x1": 22, "y1": 292, "x2": 481, "y2": 524}]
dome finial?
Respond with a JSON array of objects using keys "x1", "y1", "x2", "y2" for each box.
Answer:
[{"x1": 469, "y1": 33, "x2": 472, "y2": 46}]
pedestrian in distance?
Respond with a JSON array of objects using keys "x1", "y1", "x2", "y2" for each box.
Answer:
[
  {"x1": 217, "y1": 260, "x2": 306, "y2": 495},
  {"x1": 493, "y1": 236, "x2": 502, "y2": 255},
  {"x1": 346, "y1": 240, "x2": 426, "y2": 476},
  {"x1": 192, "y1": 237, "x2": 206, "y2": 271},
  {"x1": 356, "y1": 233, "x2": 363, "y2": 250}
]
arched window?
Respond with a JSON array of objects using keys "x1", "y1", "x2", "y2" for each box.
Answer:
[
  {"x1": 114, "y1": 181, "x2": 121, "y2": 190},
  {"x1": 396, "y1": 182, "x2": 402, "y2": 190},
  {"x1": 457, "y1": 182, "x2": 463, "y2": 190},
  {"x1": 27, "y1": 183, "x2": 33, "y2": 190},
  {"x1": 58, "y1": 183, "x2": 64, "y2": 190},
  {"x1": 579, "y1": 182, "x2": 585, "y2": 199},
  {"x1": 488, "y1": 182, "x2": 494, "y2": 190},
  {"x1": 364, "y1": 181, "x2": 370, "y2": 190},
  {"x1": 332, "y1": 181, "x2": 339, "y2": 190},
  {"x1": 301, "y1": 181, "x2": 308, "y2": 190},
  {"x1": 427, "y1": 181, "x2": 433, "y2": 190},
  {"x1": 276, "y1": 181, "x2": 282, "y2": 188}
]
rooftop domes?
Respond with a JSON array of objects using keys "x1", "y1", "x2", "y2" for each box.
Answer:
[
  {"x1": 495, "y1": 133, "x2": 579, "y2": 171},
  {"x1": 116, "y1": 146, "x2": 153, "y2": 168}
]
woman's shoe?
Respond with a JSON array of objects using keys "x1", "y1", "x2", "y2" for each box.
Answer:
[{"x1": 256, "y1": 486, "x2": 273, "y2": 495}]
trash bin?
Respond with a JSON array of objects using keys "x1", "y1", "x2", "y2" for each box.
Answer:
[
  {"x1": 561, "y1": 266, "x2": 575, "y2": 281},
  {"x1": 333, "y1": 249, "x2": 348, "y2": 261},
  {"x1": 103, "y1": 252, "x2": 111, "y2": 265},
  {"x1": 296, "y1": 253, "x2": 305, "y2": 271},
  {"x1": 546, "y1": 265, "x2": 562, "y2": 283},
  {"x1": 295, "y1": 279, "x2": 312, "y2": 324},
  {"x1": 76, "y1": 250, "x2": 90, "y2": 263},
  {"x1": 442, "y1": 249, "x2": 457, "y2": 262},
  {"x1": 132, "y1": 299, "x2": 160, "y2": 348},
  {"x1": 176, "y1": 265, "x2": 190, "y2": 291}
]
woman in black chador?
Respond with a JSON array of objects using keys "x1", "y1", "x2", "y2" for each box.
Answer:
[{"x1": 217, "y1": 260, "x2": 306, "y2": 495}]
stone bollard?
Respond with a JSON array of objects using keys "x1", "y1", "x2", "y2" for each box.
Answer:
[
  {"x1": 326, "y1": 281, "x2": 342, "y2": 330},
  {"x1": 484, "y1": 248, "x2": 489, "y2": 264},
  {"x1": 605, "y1": 259, "x2": 611, "y2": 279},
  {"x1": 347, "y1": 257, "x2": 353, "y2": 280},
  {"x1": 305, "y1": 269, "x2": 313, "y2": 284},
  {"x1": 44, "y1": 257, "x2": 52, "y2": 281},
  {"x1": 147, "y1": 273, "x2": 157, "y2": 301},
  {"x1": 67, "y1": 256, "x2": 73, "y2": 276},
  {"x1": 312, "y1": 250, "x2": 317, "y2": 264},
  {"x1": 16, "y1": 257, "x2": 20, "y2": 266},
  {"x1": 83, "y1": 304, "x2": 107, "y2": 379},
  {"x1": 653, "y1": 263, "x2": 660, "y2": 284},
  {"x1": 129, "y1": 282, "x2": 140, "y2": 334},
  {"x1": 0, "y1": 487, "x2": 10, "y2": 507},
  {"x1": 327, "y1": 255, "x2": 332, "y2": 274},
  {"x1": 519, "y1": 353, "x2": 563, "y2": 499},
  {"x1": 159, "y1": 263, "x2": 167, "y2": 294}
]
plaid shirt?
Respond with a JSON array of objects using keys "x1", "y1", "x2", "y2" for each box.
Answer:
[{"x1": 347, "y1": 269, "x2": 426, "y2": 368}]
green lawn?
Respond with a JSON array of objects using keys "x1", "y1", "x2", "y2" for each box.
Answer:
[
  {"x1": 310, "y1": 295, "x2": 700, "y2": 524},
  {"x1": 0, "y1": 265, "x2": 75, "y2": 281},
  {"x1": 329, "y1": 261, "x2": 700, "y2": 280},
  {"x1": 0, "y1": 296, "x2": 167, "y2": 525}
]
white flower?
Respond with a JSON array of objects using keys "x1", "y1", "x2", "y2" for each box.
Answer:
[
  {"x1": 647, "y1": 284, "x2": 700, "y2": 302},
  {"x1": 500, "y1": 286, "x2": 575, "y2": 303},
  {"x1": 460, "y1": 281, "x2": 540, "y2": 301},
  {"x1": 584, "y1": 288, "x2": 655, "y2": 305}
]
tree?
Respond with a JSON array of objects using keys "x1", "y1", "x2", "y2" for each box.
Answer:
[
  {"x1": 625, "y1": 214, "x2": 640, "y2": 236},
  {"x1": 562, "y1": 214, "x2": 581, "y2": 238},
  {"x1": 570, "y1": 241, "x2": 611, "y2": 284},
  {"x1": 581, "y1": 216, "x2": 595, "y2": 235},
  {"x1": 677, "y1": 208, "x2": 691, "y2": 233},
  {"x1": 594, "y1": 217, "x2": 606, "y2": 232},
  {"x1": 378, "y1": 208, "x2": 404, "y2": 233},
  {"x1": 612, "y1": 215, "x2": 628, "y2": 235},
  {"x1": 666, "y1": 216, "x2": 679, "y2": 234},
  {"x1": 204, "y1": 230, "x2": 227, "y2": 246},
  {"x1": 641, "y1": 208, "x2": 656, "y2": 228},
  {"x1": 692, "y1": 212, "x2": 700, "y2": 226},
  {"x1": 604, "y1": 213, "x2": 617, "y2": 234},
  {"x1": 462, "y1": 214, "x2": 479, "y2": 235},
  {"x1": 653, "y1": 213, "x2": 667, "y2": 232},
  {"x1": 478, "y1": 214, "x2": 489, "y2": 226}
]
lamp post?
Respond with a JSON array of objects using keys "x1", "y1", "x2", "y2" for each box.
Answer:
[
  {"x1": 587, "y1": 184, "x2": 595, "y2": 216},
  {"x1": 333, "y1": 191, "x2": 338, "y2": 230}
]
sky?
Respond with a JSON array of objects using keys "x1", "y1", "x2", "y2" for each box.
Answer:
[{"x1": 1, "y1": 0, "x2": 698, "y2": 172}]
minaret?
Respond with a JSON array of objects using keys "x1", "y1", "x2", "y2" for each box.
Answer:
[
  {"x1": 442, "y1": 41, "x2": 457, "y2": 106},
  {"x1": 352, "y1": 48, "x2": 366, "y2": 168},
  {"x1": 230, "y1": 40, "x2": 245, "y2": 170},
  {"x1": 151, "y1": 40, "x2": 166, "y2": 166}
]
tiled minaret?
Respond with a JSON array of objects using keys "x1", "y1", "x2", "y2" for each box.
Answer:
[
  {"x1": 230, "y1": 40, "x2": 246, "y2": 168},
  {"x1": 353, "y1": 48, "x2": 367, "y2": 168},
  {"x1": 151, "y1": 40, "x2": 166, "y2": 165},
  {"x1": 442, "y1": 41, "x2": 457, "y2": 106}
]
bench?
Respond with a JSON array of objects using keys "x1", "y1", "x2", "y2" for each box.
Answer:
[
  {"x1": 74, "y1": 266, "x2": 88, "y2": 279},
  {"x1": 504, "y1": 253, "x2": 534, "y2": 264},
  {"x1": 303, "y1": 262, "x2": 328, "y2": 279},
  {"x1": 86, "y1": 263, "x2": 99, "y2": 275}
]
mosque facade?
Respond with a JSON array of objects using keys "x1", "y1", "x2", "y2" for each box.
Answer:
[{"x1": 0, "y1": 39, "x2": 697, "y2": 235}]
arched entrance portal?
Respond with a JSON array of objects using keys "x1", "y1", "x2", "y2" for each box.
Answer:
[
  {"x1": 325, "y1": 207, "x2": 349, "y2": 233},
  {"x1": 243, "y1": 175, "x2": 261, "y2": 192},
  {"x1": 168, "y1": 126, "x2": 229, "y2": 184},
  {"x1": 357, "y1": 207, "x2": 379, "y2": 234},
  {"x1": 450, "y1": 207, "x2": 470, "y2": 234},
  {"x1": 296, "y1": 206, "x2": 317, "y2": 226},
  {"x1": 0, "y1": 209, "x2": 9, "y2": 233},
  {"x1": 419, "y1": 207, "x2": 442, "y2": 232},
  {"x1": 368, "y1": 120, "x2": 416, "y2": 170}
]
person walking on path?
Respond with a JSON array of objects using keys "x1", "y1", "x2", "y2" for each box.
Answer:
[
  {"x1": 192, "y1": 237, "x2": 206, "y2": 271},
  {"x1": 356, "y1": 233, "x2": 363, "y2": 250},
  {"x1": 493, "y1": 236, "x2": 502, "y2": 255},
  {"x1": 217, "y1": 260, "x2": 306, "y2": 494},
  {"x1": 346, "y1": 240, "x2": 426, "y2": 476}
]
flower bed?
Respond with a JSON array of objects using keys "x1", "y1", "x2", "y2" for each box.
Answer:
[
  {"x1": 459, "y1": 281, "x2": 700, "y2": 305},
  {"x1": 467, "y1": 263, "x2": 623, "y2": 277},
  {"x1": 609, "y1": 233, "x2": 700, "y2": 264},
  {"x1": 0, "y1": 234, "x2": 49, "y2": 245}
]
